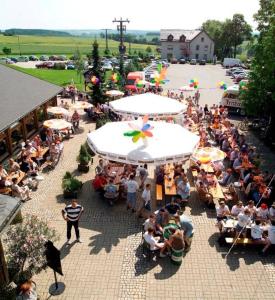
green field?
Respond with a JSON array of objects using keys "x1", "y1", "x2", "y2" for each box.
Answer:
[
  {"x1": 10, "y1": 65, "x2": 85, "y2": 90},
  {"x1": 0, "y1": 35, "x2": 156, "y2": 56}
]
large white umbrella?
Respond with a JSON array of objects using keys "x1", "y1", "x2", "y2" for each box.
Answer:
[
  {"x1": 109, "y1": 93, "x2": 187, "y2": 117},
  {"x1": 87, "y1": 120, "x2": 199, "y2": 165},
  {"x1": 71, "y1": 101, "x2": 93, "y2": 110},
  {"x1": 47, "y1": 106, "x2": 70, "y2": 117},
  {"x1": 106, "y1": 90, "x2": 124, "y2": 97},
  {"x1": 43, "y1": 119, "x2": 72, "y2": 130}
]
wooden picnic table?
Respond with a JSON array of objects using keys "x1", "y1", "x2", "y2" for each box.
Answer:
[
  {"x1": 208, "y1": 176, "x2": 225, "y2": 200},
  {"x1": 30, "y1": 147, "x2": 49, "y2": 159},
  {"x1": 7, "y1": 171, "x2": 26, "y2": 185},
  {"x1": 107, "y1": 166, "x2": 124, "y2": 185},
  {"x1": 164, "y1": 170, "x2": 177, "y2": 196}
]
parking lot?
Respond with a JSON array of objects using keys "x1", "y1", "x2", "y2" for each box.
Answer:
[{"x1": 164, "y1": 64, "x2": 234, "y2": 107}]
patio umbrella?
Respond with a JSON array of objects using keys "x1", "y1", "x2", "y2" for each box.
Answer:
[
  {"x1": 47, "y1": 106, "x2": 70, "y2": 117},
  {"x1": 109, "y1": 93, "x2": 187, "y2": 118},
  {"x1": 43, "y1": 119, "x2": 72, "y2": 131},
  {"x1": 71, "y1": 101, "x2": 93, "y2": 110},
  {"x1": 106, "y1": 90, "x2": 124, "y2": 97},
  {"x1": 192, "y1": 147, "x2": 226, "y2": 164},
  {"x1": 87, "y1": 120, "x2": 199, "y2": 165}
]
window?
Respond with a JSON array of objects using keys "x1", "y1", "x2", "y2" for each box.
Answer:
[
  {"x1": 195, "y1": 54, "x2": 199, "y2": 59},
  {"x1": 201, "y1": 37, "x2": 204, "y2": 42},
  {"x1": 204, "y1": 54, "x2": 207, "y2": 60},
  {"x1": 167, "y1": 46, "x2": 173, "y2": 51},
  {"x1": 10, "y1": 122, "x2": 23, "y2": 150},
  {"x1": 204, "y1": 45, "x2": 209, "y2": 50},
  {"x1": 167, "y1": 34, "x2": 174, "y2": 41},
  {"x1": 25, "y1": 112, "x2": 36, "y2": 137},
  {"x1": 196, "y1": 45, "x2": 200, "y2": 51},
  {"x1": 179, "y1": 35, "x2": 186, "y2": 42}
]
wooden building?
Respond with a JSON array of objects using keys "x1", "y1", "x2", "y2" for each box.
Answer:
[{"x1": 0, "y1": 64, "x2": 62, "y2": 162}]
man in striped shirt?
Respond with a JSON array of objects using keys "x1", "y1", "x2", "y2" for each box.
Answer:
[{"x1": 62, "y1": 199, "x2": 84, "y2": 244}]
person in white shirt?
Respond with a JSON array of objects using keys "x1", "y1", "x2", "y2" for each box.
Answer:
[
  {"x1": 126, "y1": 174, "x2": 139, "y2": 212},
  {"x1": 143, "y1": 214, "x2": 156, "y2": 232},
  {"x1": 231, "y1": 201, "x2": 245, "y2": 217},
  {"x1": 144, "y1": 227, "x2": 164, "y2": 251},
  {"x1": 256, "y1": 203, "x2": 269, "y2": 220},
  {"x1": 138, "y1": 183, "x2": 152, "y2": 218},
  {"x1": 216, "y1": 201, "x2": 230, "y2": 232},
  {"x1": 261, "y1": 220, "x2": 275, "y2": 255},
  {"x1": 245, "y1": 200, "x2": 257, "y2": 218},
  {"x1": 235, "y1": 209, "x2": 251, "y2": 238},
  {"x1": 11, "y1": 178, "x2": 31, "y2": 201},
  {"x1": 251, "y1": 220, "x2": 265, "y2": 242},
  {"x1": 268, "y1": 202, "x2": 275, "y2": 220}
]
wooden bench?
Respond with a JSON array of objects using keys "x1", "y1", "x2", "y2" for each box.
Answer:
[
  {"x1": 0, "y1": 187, "x2": 12, "y2": 195},
  {"x1": 156, "y1": 184, "x2": 163, "y2": 202},
  {"x1": 225, "y1": 237, "x2": 254, "y2": 245}
]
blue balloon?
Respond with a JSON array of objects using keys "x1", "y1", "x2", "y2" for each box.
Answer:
[{"x1": 142, "y1": 123, "x2": 150, "y2": 131}]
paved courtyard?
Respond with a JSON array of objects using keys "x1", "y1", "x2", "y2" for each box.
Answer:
[{"x1": 21, "y1": 65, "x2": 275, "y2": 299}]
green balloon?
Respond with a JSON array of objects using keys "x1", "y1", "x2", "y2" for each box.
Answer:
[{"x1": 124, "y1": 130, "x2": 140, "y2": 137}]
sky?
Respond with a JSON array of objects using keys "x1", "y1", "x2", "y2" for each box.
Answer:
[{"x1": 0, "y1": 0, "x2": 260, "y2": 31}]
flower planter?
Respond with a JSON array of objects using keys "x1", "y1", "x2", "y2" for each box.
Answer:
[
  {"x1": 63, "y1": 190, "x2": 78, "y2": 199},
  {"x1": 78, "y1": 163, "x2": 89, "y2": 173}
]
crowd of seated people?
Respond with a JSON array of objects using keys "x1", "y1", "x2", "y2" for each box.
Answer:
[{"x1": 143, "y1": 206, "x2": 194, "y2": 265}]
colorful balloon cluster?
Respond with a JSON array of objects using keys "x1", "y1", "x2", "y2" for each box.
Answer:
[
  {"x1": 150, "y1": 64, "x2": 168, "y2": 87},
  {"x1": 123, "y1": 115, "x2": 154, "y2": 143},
  {"x1": 135, "y1": 80, "x2": 144, "y2": 88},
  {"x1": 218, "y1": 81, "x2": 227, "y2": 90},
  {"x1": 111, "y1": 73, "x2": 119, "y2": 83},
  {"x1": 190, "y1": 78, "x2": 199, "y2": 89},
  {"x1": 91, "y1": 76, "x2": 99, "y2": 85}
]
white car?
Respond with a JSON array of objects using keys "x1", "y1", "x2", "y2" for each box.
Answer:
[
  {"x1": 226, "y1": 67, "x2": 243, "y2": 76},
  {"x1": 102, "y1": 63, "x2": 113, "y2": 71}
]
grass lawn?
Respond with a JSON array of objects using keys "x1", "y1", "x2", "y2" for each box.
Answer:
[
  {"x1": 10, "y1": 65, "x2": 85, "y2": 91},
  {"x1": 0, "y1": 35, "x2": 156, "y2": 56}
]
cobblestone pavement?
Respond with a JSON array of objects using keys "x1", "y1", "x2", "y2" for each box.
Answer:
[{"x1": 21, "y1": 108, "x2": 275, "y2": 299}]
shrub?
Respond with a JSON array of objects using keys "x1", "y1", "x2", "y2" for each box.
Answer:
[
  {"x1": 53, "y1": 62, "x2": 66, "y2": 70},
  {"x1": 77, "y1": 144, "x2": 91, "y2": 165},
  {"x1": 96, "y1": 116, "x2": 111, "y2": 129},
  {"x1": 62, "y1": 172, "x2": 82, "y2": 192},
  {"x1": 4, "y1": 214, "x2": 59, "y2": 284}
]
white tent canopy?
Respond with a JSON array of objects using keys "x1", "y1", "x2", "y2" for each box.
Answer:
[
  {"x1": 109, "y1": 93, "x2": 187, "y2": 117},
  {"x1": 87, "y1": 120, "x2": 199, "y2": 165}
]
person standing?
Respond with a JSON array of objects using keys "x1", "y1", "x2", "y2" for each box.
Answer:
[
  {"x1": 126, "y1": 174, "x2": 139, "y2": 212},
  {"x1": 138, "y1": 183, "x2": 152, "y2": 218},
  {"x1": 62, "y1": 199, "x2": 84, "y2": 244}
]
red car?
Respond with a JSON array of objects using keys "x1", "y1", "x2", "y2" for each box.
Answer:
[{"x1": 35, "y1": 62, "x2": 54, "y2": 69}]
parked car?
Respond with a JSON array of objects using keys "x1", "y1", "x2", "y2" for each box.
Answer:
[
  {"x1": 190, "y1": 59, "x2": 197, "y2": 65},
  {"x1": 0, "y1": 58, "x2": 14, "y2": 64},
  {"x1": 39, "y1": 55, "x2": 49, "y2": 61},
  {"x1": 10, "y1": 57, "x2": 18, "y2": 63},
  {"x1": 35, "y1": 62, "x2": 54, "y2": 69},
  {"x1": 49, "y1": 55, "x2": 58, "y2": 61},
  {"x1": 17, "y1": 56, "x2": 29, "y2": 62},
  {"x1": 57, "y1": 55, "x2": 67, "y2": 61},
  {"x1": 29, "y1": 55, "x2": 39, "y2": 61},
  {"x1": 102, "y1": 63, "x2": 113, "y2": 70},
  {"x1": 171, "y1": 58, "x2": 178, "y2": 64},
  {"x1": 67, "y1": 64, "x2": 75, "y2": 70},
  {"x1": 226, "y1": 67, "x2": 243, "y2": 76},
  {"x1": 199, "y1": 60, "x2": 206, "y2": 65},
  {"x1": 179, "y1": 58, "x2": 186, "y2": 64}
]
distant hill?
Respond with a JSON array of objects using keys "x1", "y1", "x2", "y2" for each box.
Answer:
[
  {"x1": 4, "y1": 29, "x2": 71, "y2": 36},
  {"x1": 62, "y1": 29, "x2": 159, "y2": 37}
]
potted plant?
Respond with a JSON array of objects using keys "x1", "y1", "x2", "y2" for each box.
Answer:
[
  {"x1": 4, "y1": 214, "x2": 59, "y2": 286},
  {"x1": 62, "y1": 172, "x2": 82, "y2": 199},
  {"x1": 77, "y1": 144, "x2": 91, "y2": 173}
]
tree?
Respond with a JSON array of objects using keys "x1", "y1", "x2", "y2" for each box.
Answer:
[
  {"x1": 89, "y1": 40, "x2": 105, "y2": 103},
  {"x1": 146, "y1": 46, "x2": 152, "y2": 53},
  {"x1": 241, "y1": 0, "x2": 275, "y2": 135},
  {"x1": 229, "y1": 14, "x2": 252, "y2": 57},
  {"x1": 4, "y1": 214, "x2": 59, "y2": 283},
  {"x1": 2, "y1": 46, "x2": 11, "y2": 55},
  {"x1": 74, "y1": 48, "x2": 85, "y2": 83}
]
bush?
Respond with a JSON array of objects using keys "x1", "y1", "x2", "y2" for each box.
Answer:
[
  {"x1": 3, "y1": 214, "x2": 59, "y2": 284},
  {"x1": 53, "y1": 62, "x2": 66, "y2": 70},
  {"x1": 96, "y1": 116, "x2": 111, "y2": 129},
  {"x1": 62, "y1": 172, "x2": 82, "y2": 192},
  {"x1": 77, "y1": 144, "x2": 91, "y2": 165}
]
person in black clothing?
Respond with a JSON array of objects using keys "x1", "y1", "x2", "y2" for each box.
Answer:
[{"x1": 165, "y1": 198, "x2": 181, "y2": 215}]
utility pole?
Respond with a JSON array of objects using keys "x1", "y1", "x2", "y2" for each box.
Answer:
[
  {"x1": 101, "y1": 28, "x2": 111, "y2": 52},
  {"x1": 112, "y1": 17, "x2": 130, "y2": 55}
]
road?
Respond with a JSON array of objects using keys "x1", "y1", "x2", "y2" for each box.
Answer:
[{"x1": 164, "y1": 64, "x2": 234, "y2": 107}]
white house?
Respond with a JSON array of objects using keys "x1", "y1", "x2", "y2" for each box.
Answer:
[{"x1": 160, "y1": 29, "x2": 215, "y2": 61}]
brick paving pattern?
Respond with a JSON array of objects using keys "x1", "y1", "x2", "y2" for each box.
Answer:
[{"x1": 19, "y1": 81, "x2": 275, "y2": 299}]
